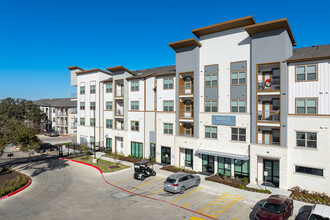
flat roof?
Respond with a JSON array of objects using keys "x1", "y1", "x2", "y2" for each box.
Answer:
[
  {"x1": 245, "y1": 18, "x2": 296, "y2": 46},
  {"x1": 106, "y1": 65, "x2": 137, "y2": 75},
  {"x1": 76, "y1": 68, "x2": 112, "y2": 75},
  {"x1": 168, "y1": 38, "x2": 202, "y2": 50},
  {"x1": 68, "y1": 66, "x2": 84, "y2": 71},
  {"x1": 192, "y1": 16, "x2": 256, "y2": 38}
]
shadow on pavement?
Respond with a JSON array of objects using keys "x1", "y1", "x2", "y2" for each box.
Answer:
[{"x1": 249, "y1": 199, "x2": 266, "y2": 220}]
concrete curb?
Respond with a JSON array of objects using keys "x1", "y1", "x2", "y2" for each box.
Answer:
[
  {"x1": 61, "y1": 157, "x2": 217, "y2": 220},
  {"x1": 0, "y1": 172, "x2": 32, "y2": 201}
]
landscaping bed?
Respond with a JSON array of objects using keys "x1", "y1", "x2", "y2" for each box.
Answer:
[
  {"x1": 0, "y1": 168, "x2": 29, "y2": 197},
  {"x1": 105, "y1": 152, "x2": 153, "y2": 163},
  {"x1": 72, "y1": 156, "x2": 130, "y2": 173},
  {"x1": 290, "y1": 186, "x2": 330, "y2": 205},
  {"x1": 205, "y1": 174, "x2": 271, "y2": 194},
  {"x1": 160, "y1": 165, "x2": 198, "y2": 174}
]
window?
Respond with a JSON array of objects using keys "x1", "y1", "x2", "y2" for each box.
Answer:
[
  {"x1": 205, "y1": 126, "x2": 217, "y2": 139},
  {"x1": 106, "y1": 138, "x2": 112, "y2": 151},
  {"x1": 131, "y1": 121, "x2": 139, "y2": 131},
  {"x1": 231, "y1": 100, "x2": 246, "y2": 113},
  {"x1": 106, "y1": 119, "x2": 113, "y2": 129},
  {"x1": 90, "y1": 136, "x2": 95, "y2": 145},
  {"x1": 205, "y1": 100, "x2": 217, "y2": 112},
  {"x1": 106, "y1": 83, "x2": 113, "y2": 93},
  {"x1": 231, "y1": 71, "x2": 246, "y2": 85},
  {"x1": 296, "y1": 64, "x2": 317, "y2": 81},
  {"x1": 131, "y1": 81, "x2": 139, "y2": 91},
  {"x1": 295, "y1": 166, "x2": 323, "y2": 176},
  {"x1": 164, "y1": 123, "x2": 173, "y2": 134},
  {"x1": 52, "y1": 118, "x2": 55, "y2": 122},
  {"x1": 80, "y1": 86, "x2": 85, "y2": 94},
  {"x1": 90, "y1": 85, "x2": 96, "y2": 94},
  {"x1": 52, "y1": 108, "x2": 55, "y2": 113},
  {"x1": 232, "y1": 128, "x2": 246, "y2": 141},
  {"x1": 164, "y1": 78, "x2": 174, "y2": 89},
  {"x1": 296, "y1": 98, "x2": 317, "y2": 114},
  {"x1": 185, "y1": 77, "x2": 191, "y2": 89},
  {"x1": 205, "y1": 73, "x2": 217, "y2": 87},
  {"x1": 131, "y1": 142, "x2": 143, "y2": 158},
  {"x1": 185, "y1": 149, "x2": 193, "y2": 168},
  {"x1": 80, "y1": 102, "x2": 85, "y2": 110},
  {"x1": 90, "y1": 102, "x2": 95, "y2": 110},
  {"x1": 163, "y1": 101, "x2": 174, "y2": 111},
  {"x1": 80, "y1": 118, "x2": 85, "y2": 125},
  {"x1": 218, "y1": 157, "x2": 231, "y2": 177},
  {"x1": 131, "y1": 101, "x2": 139, "y2": 111},
  {"x1": 234, "y1": 159, "x2": 249, "y2": 179},
  {"x1": 106, "y1": 102, "x2": 112, "y2": 110},
  {"x1": 90, "y1": 118, "x2": 95, "y2": 126},
  {"x1": 150, "y1": 143, "x2": 156, "y2": 159},
  {"x1": 296, "y1": 132, "x2": 317, "y2": 148}
]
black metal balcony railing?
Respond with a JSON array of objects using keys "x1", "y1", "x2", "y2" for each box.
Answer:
[
  {"x1": 258, "y1": 141, "x2": 280, "y2": 146},
  {"x1": 179, "y1": 85, "x2": 194, "y2": 95},
  {"x1": 258, "y1": 79, "x2": 280, "y2": 91},
  {"x1": 179, "y1": 132, "x2": 193, "y2": 137},
  {"x1": 116, "y1": 109, "x2": 123, "y2": 116},
  {"x1": 179, "y1": 110, "x2": 193, "y2": 118},
  {"x1": 258, "y1": 110, "x2": 280, "y2": 122}
]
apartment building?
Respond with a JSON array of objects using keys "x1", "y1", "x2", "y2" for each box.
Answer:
[
  {"x1": 34, "y1": 98, "x2": 78, "y2": 134},
  {"x1": 69, "y1": 16, "x2": 330, "y2": 195}
]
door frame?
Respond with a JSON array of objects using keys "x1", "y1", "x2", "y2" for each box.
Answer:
[
  {"x1": 262, "y1": 130, "x2": 272, "y2": 144},
  {"x1": 262, "y1": 101, "x2": 272, "y2": 120},
  {"x1": 263, "y1": 159, "x2": 280, "y2": 187}
]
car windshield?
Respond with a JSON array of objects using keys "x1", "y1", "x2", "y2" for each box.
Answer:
[
  {"x1": 261, "y1": 201, "x2": 283, "y2": 214},
  {"x1": 166, "y1": 177, "x2": 176, "y2": 183},
  {"x1": 310, "y1": 214, "x2": 330, "y2": 220}
]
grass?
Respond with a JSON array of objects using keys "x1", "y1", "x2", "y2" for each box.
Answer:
[
  {"x1": 0, "y1": 171, "x2": 29, "y2": 197},
  {"x1": 290, "y1": 186, "x2": 330, "y2": 205},
  {"x1": 72, "y1": 156, "x2": 130, "y2": 173}
]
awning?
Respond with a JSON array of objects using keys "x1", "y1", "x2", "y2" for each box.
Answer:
[{"x1": 195, "y1": 149, "x2": 249, "y2": 161}]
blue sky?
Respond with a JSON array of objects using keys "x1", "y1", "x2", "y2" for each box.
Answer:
[{"x1": 0, "y1": 0, "x2": 329, "y2": 100}]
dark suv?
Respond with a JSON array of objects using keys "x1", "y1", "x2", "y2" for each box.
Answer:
[{"x1": 255, "y1": 195, "x2": 293, "y2": 220}]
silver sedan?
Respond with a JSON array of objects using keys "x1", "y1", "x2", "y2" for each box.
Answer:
[{"x1": 163, "y1": 172, "x2": 201, "y2": 194}]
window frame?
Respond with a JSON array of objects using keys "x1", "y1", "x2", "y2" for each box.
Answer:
[
  {"x1": 204, "y1": 64, "x2": 218, "y2": 87},
  {"x1": 90, "y1": 85, "x2": 96, "y2": 94},
  {"x1": 185, "y1": 149, "x2": 193, "y2": 168},
  {"x1": 105, "y1": 101, "x2": 113, "y2": 110},
  {"x1": 205, "y1": 100, "x2": 218, "y2": 112},
  {"x1": 80, "y1": 86, "x2": 85, "y2": 95},
  {"x1": 163, "y1": 77, "x2": 174, "y2": 90},
  {"x1": 131, "y1": 81, "x2": 139, "y2": 92},
  {"x1": 164, "y1": 123, "x2": 173, "y2": 135},
  {"x1": 205, "y1": 126, "x2": 217, "y2": 139},
  {"x1": 80, "y1": 118, "x2": 85, "y2": 126},
  {"x1": 295, "y1": 165, "x2": 323, "y2": 176},
  {"x1": 295, "y1": 98, "x2": 318, "y2": 115},
  {"x1": 295, "y1": 64, "x2": 318, "y2": 82},
  {"x1": 131, "y1": 120, "x2": 139, "y2": 132},
  {"x1": 296, "y1": 131, "x2": 317, "y2": 148},
  {"x1": 90, "y1": 102, "x2": 96, "y2": 110},
  {"x1": 131, "y1": 101, "x2": 139, "y2": 111},
  {"x1": 90, "y1": 118, "x2": 95, "y2": 126},
  {"x1": 106, "y1": 83, "x2": 113, "y2": 93},
  {"x1": 231, "y1": 99, "x2": 246, "y2": 113},
  {"x1": 231, "y1": 128, "x2": 246, "y2": 142},
  {"x1": 80, "y1": 102, "x2": 85, "y2": 110},
  {"x1": 131, "y1": 142, "x2": 143, "y2": 158},
  {"x1": 106, "y1": 119, "x2": 113, "y2": 129},
  {"x1": 163, "y1": 100, "x2": 174, "y2": 112}
]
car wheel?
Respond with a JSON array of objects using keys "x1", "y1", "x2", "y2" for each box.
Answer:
[
  {"x1": 180, "y1": 186, "x2": 185, "y2": 194},
  {"x1": 152, "y1": 171, "x2": 156, "y2": 176},
  {"x1": 195, "y1": 179, "x2": 200, "y2": 187},
  {"x1": 140, "y1": 176, "x2": 145, "y2": 181}
]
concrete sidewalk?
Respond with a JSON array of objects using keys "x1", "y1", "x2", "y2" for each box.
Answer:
[{"x1": 95, "y1": 152, "x2": 311, "y2": 217}]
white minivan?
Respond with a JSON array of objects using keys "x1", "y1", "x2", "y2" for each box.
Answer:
[{"x1": 308, "y1": 204, "x2": 330, "y2": 220}]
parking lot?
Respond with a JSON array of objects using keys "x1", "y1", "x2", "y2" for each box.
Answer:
[{"x1": 103, "y1": 168, "x2": 256, "y2": 220}]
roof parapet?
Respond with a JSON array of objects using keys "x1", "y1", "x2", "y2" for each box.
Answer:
[{"x1": 168, "y1": 38, "x2": 202, "y2": 51}]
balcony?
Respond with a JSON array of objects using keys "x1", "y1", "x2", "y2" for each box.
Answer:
[
  {"x1": 258, "y1": 110, "x2": 280, "y2": 122},
  {"x1": 257, "y1": 141, "x2": 280, "y2": 146},
  {"x1": 179, "y1": 85, "x2": 193, "y2": 96},
  {"x1": 179, "y1": 132, "x2": 193, "y2": 137},
  {"x1": 115, "y1": 109, "x2": 123, "y2": 116},
  {"x1": 258, "y1": 79, "x2": 280, "y2": 91},
  {"x1": 179, "y1": 110, "x2": 193, "y2": 119}
]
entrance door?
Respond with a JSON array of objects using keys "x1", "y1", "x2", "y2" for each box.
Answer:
[
  {"x1": 115, "y1": 137, "x2": 123, "y2": 154},
  {"x1": 262, "y1": 101, "x2": 272, "y2": 120},
  {"x1": 202, "y1": 155, "x2": 214, "y2": 173},
  {"x1": 264, "y1": 160, "x2": 280, "y2": 187},
  {"x1": 161, "y1": 147, "x2": 171, "y2": 165},
  {"x1": 263, "y1": 131, "x2": 272, "y2": 145}
]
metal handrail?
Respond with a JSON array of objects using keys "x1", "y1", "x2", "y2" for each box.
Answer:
[{"x1": 258, "y1": 110, "x2": 280, "y2": 121}]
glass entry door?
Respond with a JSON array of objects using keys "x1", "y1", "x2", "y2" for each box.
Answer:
[
  {"x1": 264, "y1": 160, "x2": 279, "y2": 187},
  {"x1": 161, "y1": 147, "x2": 171, "y2": 164},
  {"x1": 202, "y1": 155, "x2": 214, "y2": 173}
]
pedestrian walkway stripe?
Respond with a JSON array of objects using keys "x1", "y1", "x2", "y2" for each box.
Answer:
[
  {"x1": 170, "y1": 186, "x2": 203, "y2": 204},
  {"x1": 129, "y1": 177, "x2": 163, "y2": 192}
]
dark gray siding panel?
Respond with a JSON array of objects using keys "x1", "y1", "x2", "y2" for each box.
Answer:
[
  {"x1": 231, "y1": 62, "x2": 247, "y2": 71},
  {"x1": 231, "y1": 85, "x2": 246, "y2": 99},
  {"x1": 205, "y1": 65, "x2": 218, "y2": 73},
  {"x1": 205, "y1": 87, "x2": 218, "y2": 100}
]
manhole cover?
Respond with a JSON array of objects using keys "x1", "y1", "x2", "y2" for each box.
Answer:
[{"x1": 112, "y1": 192, "x2": 131, "y2": 199}]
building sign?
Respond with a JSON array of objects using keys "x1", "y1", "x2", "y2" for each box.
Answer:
[{"x1": 212, "y1": 115, "x2": 236, "y2": 126}]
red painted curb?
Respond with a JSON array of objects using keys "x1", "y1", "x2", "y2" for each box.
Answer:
[
  {"x1": 61, "y1": 158, "x2": 216, "y2": 220},
  {"x1": 0, "y1": 173, "x2": 32, "y2": 201}
]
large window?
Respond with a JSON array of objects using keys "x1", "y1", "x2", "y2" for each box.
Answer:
[
  {"x1": 131, "y1": 101, "x2": 139, "y2": 111},
  {"x1": 205, "y1": 100, "x2": 217, "y2": 112},
  {"x1": 164, "y1": 123, "x2": 173, "y2": 134},
  {"x1": 231, "y1": 71, "x2": 246, "y2": 85},
  {"x1": 131, "y1": 81, "x2": 139, "y2": 91},
  {"x1": 295, "y1": 166, "x2": 323, "y2": 176},
  {"x1": 131, "y1": 142, "x2": 143, "y2": 158},
  {"x1": 231, "y1": 100, "x2": 246, "y2": 113},
  {"x1": 80, "y1": 118, "x2": 85, "y2": 125},
  {"x1": 90, "y1": 85, "x2": 96, "y2": 94},
  {"x1": 205, "y1": 126, "x2": 217, "y2": 139},
  {"x1": 106, "y1": 138, "x2": 112, "y2": 151},
  {"x1": 150, "y1": 143, "x2": 156, "y2": 159},
  {"x1": 205, "y1": 73, "x2": 217, "y2": 87},
  {"x1": 164, "y1": 101, "x2": 174, "y2": 111},
  {"x1": 296, "y1": 98, "x2": 317, "y2": 114},
  {"x1": 90, "y1": 102, "x2": 95, "y2": 110},
  {"x1": 106, "y1": 83, "x2": 113, "y2": 93},
  {"x1": 164, "y1": 78, "x2": 174, "y2": 89},
  {"x1": 218, "y1": 157, "x2": 231, "y2": 177},
  {"x1": 80, "y1": 102, "x2": 85, "y2": 110},
  {"x1": 234, "y1": 159, "x2": 249, "y2": 179},
  {"x1": 90, "y1": 118, "x2": 95, "y2": 126},
  {"x1": 106, "y1": 102, "x2": 112, "y2": 110},
  {"x1": 131, "y1": 121, "x2": 139, "y2": 131},
  {"x1": 296, "y1": 64, "x2": 317, "y2": 81},
  {"x1": 80, "y1": 86, "x2": 85, "y2": 94},
  {"x1": 231, "y1": 128, "x2": 246, "y2": 142},
  {"x1": 185, "y1": 149, "x2": 193, "y2": 168},
  {"x1": 296, "y1": 132, "x2": 317, "y2": 148},
  {"x1": 106, "y1": 119, "x2": 113, "y2": 129}
]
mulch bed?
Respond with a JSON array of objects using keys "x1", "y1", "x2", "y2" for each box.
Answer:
[
  {"x1": 160, "y1": 165, "x2": 198, "y2": 174},
  {"x1": 290, "y1": 186, "x2": 330, "y2": 205},
  {"x1": 0, "y1": 169, "x2": 20, "y2": 186}
]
